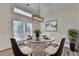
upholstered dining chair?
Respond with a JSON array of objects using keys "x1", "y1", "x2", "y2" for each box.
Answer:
[
  {"x1": 44, "y1": 38, "x2": 65, "y2": 56},
  {"x1": 10, "y1": 38, "x2": 33, "y2": 56}
]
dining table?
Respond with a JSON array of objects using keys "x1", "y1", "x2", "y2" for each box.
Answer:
[{"x1": 23, "y1": 37, "x2": 57, "y2": 56}]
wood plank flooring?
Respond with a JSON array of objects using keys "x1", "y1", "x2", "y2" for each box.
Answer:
[
  {"x1": 0, "y1": 47, "x2": 79, "y2": 56},
  {"x1": 63, "y1": 47, "x2": 79, "y2": 56},
  {"x1": 0, "y1": 48, "x2": 13, "y2": 56}
]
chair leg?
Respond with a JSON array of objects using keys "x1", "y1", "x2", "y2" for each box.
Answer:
[
  {"x1": 30, "y1": 53, "x2": 32, "y2": 56},
  {"x1": 44, "y1": 53, "x2": 46, "y2": 56}
]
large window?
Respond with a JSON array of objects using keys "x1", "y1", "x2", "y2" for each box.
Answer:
[{"x1": 13, "y1": 20, "x2": 32, "y2": 41}]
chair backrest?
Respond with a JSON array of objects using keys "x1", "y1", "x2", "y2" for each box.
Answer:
[
  {"x1": 10, "y1": 38, "x2": 28, "y2": 56},
  {"x1": 50, "y1": 38, "x2": 65, "y2": 56}
]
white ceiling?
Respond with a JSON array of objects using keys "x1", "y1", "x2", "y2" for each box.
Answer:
[{"x1": 13, "y1": 3, "x2": 78, "y2": 19}]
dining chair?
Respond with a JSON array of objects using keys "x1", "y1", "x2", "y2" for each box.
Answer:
[
  {"x1": 10, "y1": 38, "x2": 33, "y2": 56},
  {"x1": 44, "y1": 38, "x2": 65, "y2": 56}
]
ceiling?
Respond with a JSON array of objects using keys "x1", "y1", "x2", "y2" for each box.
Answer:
[{"x1": 13, "y1": 3, "x2": 78, "y2": 20}]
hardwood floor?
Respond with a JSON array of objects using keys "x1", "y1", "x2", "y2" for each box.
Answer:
[
  {"x1": 0, "y1": 48, "x2": 13, "y2": 56},
  {"x1": 63, "y1": 47, "x2": 79, "y2": 56},
  {"x1": 0, "y1": 47, "x2": 79, "y2": 56}
]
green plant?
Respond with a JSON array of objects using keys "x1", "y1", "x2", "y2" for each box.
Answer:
[
  {"x1": 34, "y1": 29, "x2": 41, "y2": 33},
  {"x1": 68, "y1": 29, "x2": 78, "y2": 42}
]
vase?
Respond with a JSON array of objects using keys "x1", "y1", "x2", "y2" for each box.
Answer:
[
  {"x1": 36, "y1": 33, "x2": 40, "y2": 41},
  {"x1": 70, "y1": 42, "x2": 75, "y2": 51}
]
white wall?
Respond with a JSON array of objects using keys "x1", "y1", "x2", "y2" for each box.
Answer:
[
  {"x1": 0, "y1": 4, "x2": 33, "y2": 50},
  {"x1": 78, "y1": 4, "x2": 79, "y2": 29},
  {"x1": 41, "y1": 4, "x2": 78, "y2": 47},
  {"x1": 0, "y1": 4, "x2": 12, "y2": 50}
]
